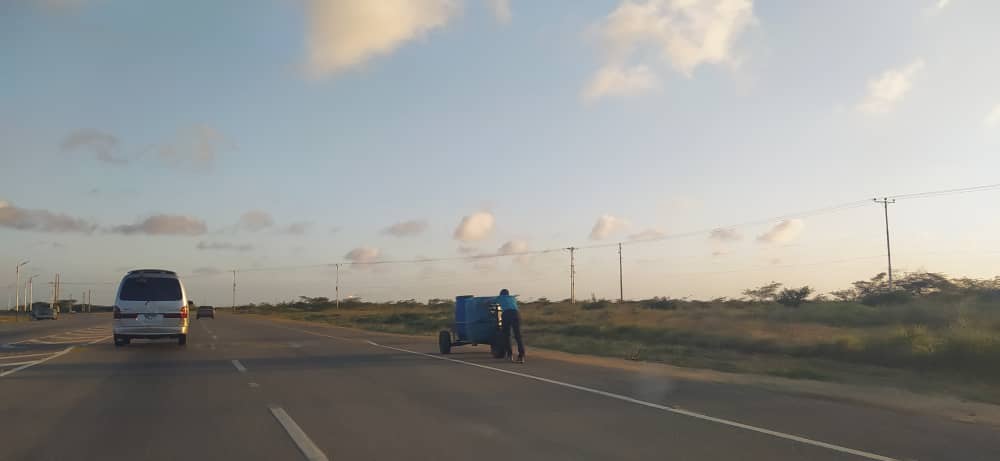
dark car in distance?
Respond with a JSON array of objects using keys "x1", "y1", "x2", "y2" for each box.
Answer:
[{"x1": 197, "y1": 305, "x2": 215, "y2": 319}]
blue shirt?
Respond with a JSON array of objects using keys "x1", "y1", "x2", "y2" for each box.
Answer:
[{"x1": 496, "y1": 295, "x2": 518, "y2": 311}]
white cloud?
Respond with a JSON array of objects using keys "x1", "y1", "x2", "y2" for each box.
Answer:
[
  {"x1": 708, "y1": 228, "x2": 742, "y2": 242},
  {"x1": 984, "y1": 104, "x2": 1000, "y2": 127},
  {"x1": 0, "y1": 199, "x2": 97, "y2": 233},
  {"x1": 196, "y1": 241, "x2": 253, "y2": 252},
  {"x1": 756, "y1": 219, "x2": 804, "y2": 244},
  {"x1": 111, "y1": 214, "x2": 207, "y2": 236},
  {"x1": 453, "y1": 211, "x2": 495, "y2": 241},
  {"x1": 586, "y1": 0, "x2": 755, "y2": 100},
  {"x1": 857, "y1": 59, "x2": 925, "y2": 114},
  {"x1": 924, "y1": 0, "x2": 949, "y2": 15},
  {"x1": 239, "y1": 210, "x2": 274, "y2": 231},
  {"x1": 281, "y1": 221, "x2": 312, "y2": 235},
  {"x1": 305, "y1": 0, "x2": 458, "y2": 78},
  {"x1": 589, "y1": 214, "x2": 628, "y2": 240},
  {"x1": 60, "y1": 129, "x2": 126, "y2": 164},
  {"x1": 583, "y1": 65, "x2": 658, "y2": 101},
  {"x1": 382, "y1": 219, "x2": 428, "y2": 237},
  {"x1": 628, "y1": 228, "x2": 666, "y2": 241},
  {"x1": 497, "y1": 239, "x2": 528, "y2": 255},
  {"x1": 486, "y1": 0, "x2": 511, "y2": 23},
  {"x1": 345, "y1": 246, "x2": 380, "y2": 264},
  {"x1": 497, "y1": 239, "x2": 530, "y2": 264}
]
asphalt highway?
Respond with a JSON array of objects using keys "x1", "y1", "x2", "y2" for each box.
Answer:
[{"x1": 1, "y1": 312, "x2": 998, "y2": 460}]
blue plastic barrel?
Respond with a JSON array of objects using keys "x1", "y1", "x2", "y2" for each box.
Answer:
[
  {"x1": 454, "y1": 295, "x2": 473, "y2": 340},
  {"x1": 465, "y1": 296, "x2": 499, "y2": 344}
]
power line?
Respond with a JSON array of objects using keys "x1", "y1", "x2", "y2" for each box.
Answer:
[{"x1": 885, "y1": 182, "x2": 1000, "y2": 201}]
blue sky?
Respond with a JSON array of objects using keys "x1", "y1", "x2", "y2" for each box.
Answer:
[{"x1": 3, "y1": 0, "x2": 1000, "y2": 306}]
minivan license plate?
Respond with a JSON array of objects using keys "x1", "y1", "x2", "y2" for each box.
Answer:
[{"x1": 143, "y1": 313, "x2": 159, "y2": 320}]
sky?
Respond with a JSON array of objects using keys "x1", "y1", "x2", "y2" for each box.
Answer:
[{"x1": 3, "y1": 0, "x2": 1000, "y2": 307}]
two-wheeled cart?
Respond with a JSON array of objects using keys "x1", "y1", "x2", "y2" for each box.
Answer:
[{"x1": 438, "y1": 295, "x2": 509, "y2": 358}]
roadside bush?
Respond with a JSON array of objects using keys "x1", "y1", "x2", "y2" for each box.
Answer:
[
  {"x1": 776, "y1": 286, "x2": 813, "y2": 307},
  {"x1": 582, "y1": 300, "x2": 611, "y2": 310},
  {"x1": 860, "y1": 291, "x2": 913, "y2": 306},
  {"x1": 641, "y1": 297, "x2": 678, "y2": 310}
]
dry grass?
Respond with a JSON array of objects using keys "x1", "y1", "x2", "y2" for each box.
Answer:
[{"x1": 244, "y1": 295, "x2": 1000, "y2": 403}]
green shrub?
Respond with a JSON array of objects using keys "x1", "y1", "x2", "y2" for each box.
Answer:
[{"x1": 641, "y1": 297, "x2": 678, "y2": 310}]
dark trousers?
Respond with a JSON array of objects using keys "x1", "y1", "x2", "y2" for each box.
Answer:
[{"x1": 501, "y1": 310, "x2": 525, "y2": 358}]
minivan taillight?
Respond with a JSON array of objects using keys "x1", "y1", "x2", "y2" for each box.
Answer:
[
  {"x1": 113, "y1": 306, "x2": 121, "y2": 319},
  {"x1": 180, "y1": 305, "x2": 188, "y2": 319}
]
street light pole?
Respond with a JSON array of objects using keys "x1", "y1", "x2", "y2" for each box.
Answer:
[
  {"x1": 15, "y1": 260, "x2": 28, "y2": 321},
  {"x1": 27, "y1": 275, "x2": 39, "y2": 313}
]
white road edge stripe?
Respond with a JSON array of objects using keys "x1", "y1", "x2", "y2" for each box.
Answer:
[
  {"x1": 231, "y1": 359, "x2": 247, "y2": 373},
  {"x1": 364, "y1": 339, "x2": 898, "y2": 461},
  {"x1": 268, "y1": 406, "x2": 329, "y2": 461},
  {"x1": 0, "y1": 346, "x2": 74, "y2": 377},
  {"x1": 264, "y1": 322, "x2": 897, "y2": 460},
  {"x1": 0, "y1": 352, "x2": 58, "y2": 360},
  {"x1": 0, "y1": 334, "x2": 109, "y2": 378}
]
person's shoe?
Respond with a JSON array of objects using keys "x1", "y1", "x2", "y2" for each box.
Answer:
[{"x1": 516, "y1": 356, "x2": 525, "y2": 364}]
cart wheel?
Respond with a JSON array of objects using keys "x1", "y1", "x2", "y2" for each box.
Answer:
[
  {"x1": 438, "y1": 330, "x2": 452, "y2": 354},
  {"x1": 490, "y1": 333, "x2": 508, "y2": 359}
]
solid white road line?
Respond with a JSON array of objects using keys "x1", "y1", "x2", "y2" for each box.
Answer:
[
  {"x1": 231, "y1": 359, "x2": 247, "y2": 373},
  {"x1": 0, "y1": 346, "x2": 74, "y2": 378},
  {"x1": 0, "y1": 360, "x2": 44, "y2": 367},
  {"x1": 264, "y1": 323, "x2": 897, "y2": 460},
  {"x1": 269, "y1": 406, "x2": 329, "y2": 461},
  {"x1": 0, "y1": 352, "x2": 58, "y2": 360},
  {"x1": 365, "y1": 340, "x2": 899, "y2": 461}
]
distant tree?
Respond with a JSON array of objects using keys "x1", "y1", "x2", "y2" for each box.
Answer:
[
  {"x1": 536, "y1": 297, "x2": 551, "y2": 304},
  {"x1": 742, "y1": 282, "x2": 782, "y2": 302},
  {"x1": 852, "y1": 273, "x2": 888, "y2": 297},
  {"x1": 812, "y1": 293, "x2": 829, "y2": 302},
  {"x1": 829, "y1": 289, "x2": 858, "y2": 302},
  {"x1": 776, "y1": 286, "x2": 813, "y2": 307},
  {"x1": 896, "y1": 272, "x2": 953, "y2": 296}
]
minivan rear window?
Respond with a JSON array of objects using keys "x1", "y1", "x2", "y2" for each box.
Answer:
[{"x1": 119, "y1": 277, "x2": 182, "y2": 301}]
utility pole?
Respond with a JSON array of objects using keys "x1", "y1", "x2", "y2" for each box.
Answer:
[
  {"x1": 335, "y1": 264, "x2": 340, "y2": 309},
  {"x1": 15, "y1": 260, "x2": 28, "y2": 321},
  {"x1": 618, "y1": 243, "x2": 624, "y2": 303},
  {"x1": 566, "y1": 247, "x2": 576, "y2": 304},
  {"x1": 51, "y1": 274, "x2": 60, "y2": 313},
  {"x1": 231, "y1": 270, "x2": 237, "y2": 313},
  {"x1": 874, "y1": 198, "x2": 896, "y2": 291},
  {"x1": 27, "y1": 275, "x2": 38, "y2": 315}
]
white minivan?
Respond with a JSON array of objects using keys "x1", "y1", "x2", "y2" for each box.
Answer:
[{"x1": 113, "y1": 269, "x2": 189, "y2": 346}]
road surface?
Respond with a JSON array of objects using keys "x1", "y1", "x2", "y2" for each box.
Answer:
[{"x1": 1, "y1": 312, "x2": 998, "y2": 460}]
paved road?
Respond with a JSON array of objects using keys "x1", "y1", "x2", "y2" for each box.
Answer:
[{"x1": 1, "y1": 313, "x2": 998, "y2": 460}]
